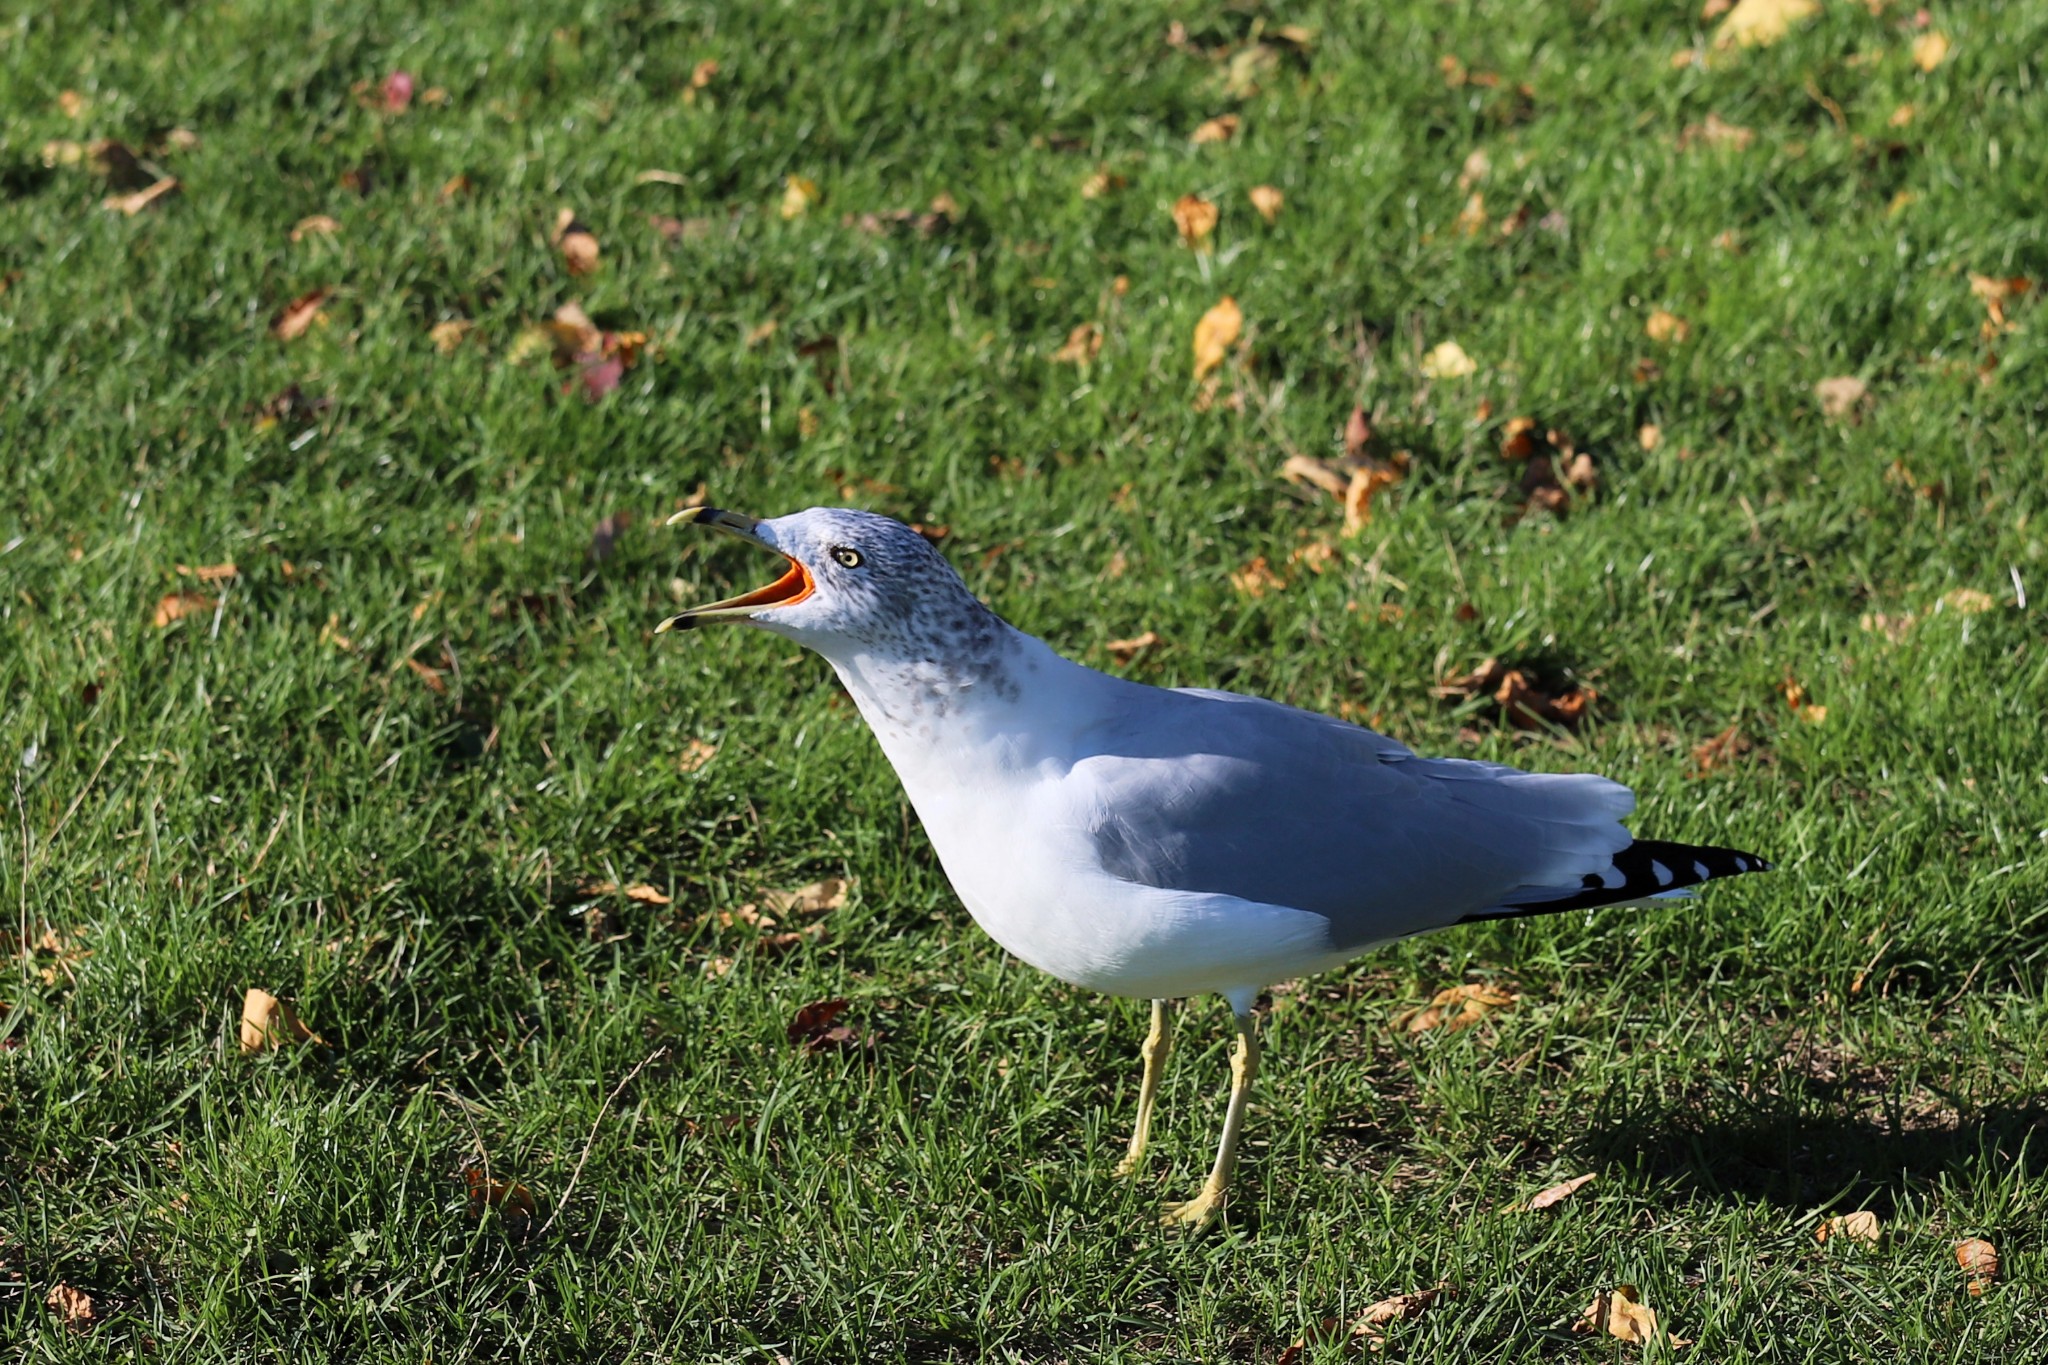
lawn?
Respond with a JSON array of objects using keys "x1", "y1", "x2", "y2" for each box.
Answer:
[{"x1": 4, "y1": 0, "x2": 2046, "y2": 1359}]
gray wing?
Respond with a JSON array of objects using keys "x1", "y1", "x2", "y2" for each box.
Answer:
[{"x1": 1069, "y1": 687, "x2": 1635, "y2": 949}]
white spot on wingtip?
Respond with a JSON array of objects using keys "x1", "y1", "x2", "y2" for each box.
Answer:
[
  {"x1": 1693, "y1": 861, "x2": 1709, "y2": 880},
  {"x1": 1651, "y1": 860, "x2": 1673, "y2": 886},
  {"x1": 1601, "y1": 867, "x2": 1626, "y2": 889}
]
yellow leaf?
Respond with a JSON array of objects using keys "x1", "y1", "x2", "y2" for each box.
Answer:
[
  {"x1": 1712, "y1": 0, "x2": 1819, "y2": 51},
  {"x1": 780, "y1": 175, "x2": 820, "y2": 220},
  {"x1": 1645, "y1": 309, "x2": 1691, "y2": 344},
  {"x1": 1229, "y1": 555, "x2": 1286, "y2": 598},
  {"x1": 45, "y1": 1283, "x2": 94, "y2": 1328},
  {"x1": 1912, "y1": 32, "x2": 1950, "y2": 73},
  {"x1": 1638, "y1": 423, "x2": 1663, "y2": 451},
  {"x1": 1396, "y1": 982, "x2": 1516, "y2": 1033},
  {"x1": 1419, "y1": 340, "x2": 1477, "y2": 380},
  {"x1": 152, "y1": 591, "x2": 217, "y2": 628},
  {"x1": 1454, "y1": 191, "x2": 1487, "y2": 236},
  {"x1": 1343, "y1": 465, "x2": 1401, "y2": 535},
  {"x1": 1191, "y1": 114, "x2": 1239, "y2": 145},
  {"x1": 1814, "y1": 375, "x2": 1867, "y2": 420},
  {"x1": 429, "y1": 320, "x2": 473, "y2": 353},
  {"x1": 1191, "y1": 296, "x2": 1243, "y2": 380},
  {"x1": 1105, "y1": 631, "x2": 1161, "y2": 664},
  {"x1": 677, "y1": 738, "x2": 718, "y2": 773},
  {"x1": 1817, "y1": 1210, "x2": 1883, "y2": 1245},
  {"x1": 1576, "y1": 1284, "x2": 1686, "y2": 1346},
  {"x1": 1248, "y1": 184, "x2": 1284, "y2": 224},
  {"x1": 1172, "y1": 193, "x2": 1218, "y2": 251},
  {"x1": 239, "y1": 988, "x2": 324, "y2": 1052},
  {"x1": 624, "y1": 883, "x2": 672, "y2": 905},
  {"x1": 1940, "y1": 588, "x2": 1996, "y2": 615}
]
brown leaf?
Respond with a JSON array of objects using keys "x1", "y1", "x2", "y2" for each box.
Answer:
[
  {"x1": 57, "y1": 89, "x2": 88, "y2": 119},
  {"x1": 1779, "y1": 675, "x2": 1827, "y2": 725},
  {"x1": 1230, "y1": 555, "x2": 1286, "y2": 598},
  {"x1": 1691, "y1": 724, "x2": 1754, "y2": 774},
  {"x1": 1420, "y1": 340, "x2": 1476, "y2": 379},
  {"x1": 1172, "y1": 193, "x2": 1219, "y2": 251},
  {"x1": 1454, "y1": 191, "x2": 1488, "y2": 237},
  {"x1": 464, "y1": 1169, "x2": 537, "y2": 1221},
  {"x1": 1343, "y1": 465, "x2": 1402, "y2": 535},
  {"x1": 623, "y1": 883, "x2": 671, "y2": 905},
  {"x1": 178, "y1": 561, "x2": 238, "y2": 582},
  {"x1": 1106, "y1": 631, "x2": 1161, "y2": 664},
  {"x1": 103, "y1": 176, "x2": 180, "y2": 215},
  {"x1": 1191, "y1": 296, "x2": 1242, "y2": 380},
  {"x1": 1816, "y1": 1210, "x2": 1883, "y2": 1245},
  {"x1": 1396, "y1": 982, "x2": 1517, "y2": 1033},
  {"x1": 1911, "y1": 31, "x2": 1950, "y2": 72},
  {"x1": 1814, "y1": 375, "x2": 1868, "y2": 420},
  {"x1": 1500, "y1": 415, "x2": 1542, "y2": 461},
  {"x1": 1713, "y1": 0, "x2": 1819, "y2": 51},
  {"x1": 1051, "y1": 322, "x2": 1103, "y2": 365},
  {"x1": 1342, "y1": 406, "x2": 1373, "y2": 461},
  {"x1": 291, "y1": 214, "x2": 342, "y2": 242},
  {"x1": 45, "y1": 1283, "x2": 94, "y2": 1329},
  {"x1": 787, "y1": 997, "x2": 850, "y2": 1045},
  {"x1": 761, "y1": 878, "x2": 850, "y2": 916},
  {"x1": 152, "y1": 591, "x2": 217, "y2": 628},
  {"x1": 677, "y1": 738, "x2": 718, "y2": 773},
  {"x1": 1638, "y1": 423, "x2": 1663, "y2": 451},
  {"x1": 1191, "y1": 114, "x2": 1239, "y2": 145},
  {"x1": 272, "y1": 287, "x2": 333, "y2": 341},
  {"x1": 381, "y1": 70, "x2": 415, "y2": 112},
  {"x1": 404, "y1": 657, "x2": 447, "y2": 694},
  {"x1": 1279, "y1": 1285, "x2": 1449, "y2": 1360},
  {"x1": 1523, "y1": 1173, "x2": 1597, "y2": 1211},
  {"x1": 1955, "y1": 1238, "x2": 1999, "y2": 1294},
  {"x1": 238, "y1": 987, "x2": 324, "y2": 1052},
  {"x1": 1645, "y1": 309, "x2": 1691, "y2": 344},
  {"x1": 780, "y1": 175, "x2": 820, "y2": 220},
  {"x1": 437, "y1": 173, "x2": 473, "y2": 203},
  {"x1": 553, "y1": 208, "x2": 600, "y2": 276},
  {"x1": 1576, "y1": 1284, "x2": 1686, "y2": 1346},
  {"x1": 429, "y1": 319, "x2": 473, "y2": 353},
  {"x1": 688, "y1": 58, "x2": 720, "y2": 93},
  {"x1": 1248, "y1": 184, "x2": 1284, "y2": 224},
  {"x1": 1282, "y1": 454, "x2": 1351, "y2": 498}
]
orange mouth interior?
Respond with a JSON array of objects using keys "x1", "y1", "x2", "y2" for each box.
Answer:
[{"x1": 721, "y1": 557, "x2": 814, "y2": 612}]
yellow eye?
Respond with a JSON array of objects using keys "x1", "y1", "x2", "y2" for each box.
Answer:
[{"x1": 831, "y1": 547, "x2": 863, "y2": 568}]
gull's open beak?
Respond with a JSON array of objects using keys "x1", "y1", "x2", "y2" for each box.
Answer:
[{"x1": 656, "y1": 506, "x2": 814, "y2": 633}]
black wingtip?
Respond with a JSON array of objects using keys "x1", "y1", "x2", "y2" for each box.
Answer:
[{"x1": 1459, "y1": 839, "x2": 1773, "y2": 925}]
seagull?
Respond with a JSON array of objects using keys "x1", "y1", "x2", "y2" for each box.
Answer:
[{"x1": 659, "y1": 506, "x2": 1770, "y2": 1228}]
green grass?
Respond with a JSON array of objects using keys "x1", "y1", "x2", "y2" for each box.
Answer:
[{"x1": 4, "y1": 0, "x2": 2047, "y2": 1358}]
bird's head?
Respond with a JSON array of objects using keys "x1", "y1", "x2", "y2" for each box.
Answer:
[{"x1": 658, "y1": 506, "x2": 992, "y2": 659}]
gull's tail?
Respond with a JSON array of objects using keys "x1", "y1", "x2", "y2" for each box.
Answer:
[{"x1": 1456, "y1": 839, "x2": 1772, "y2": 925}]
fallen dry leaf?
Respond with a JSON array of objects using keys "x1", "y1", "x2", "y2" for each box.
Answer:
[
  {"x1": 438, "y1": 173, "x2": 472, "y2": 203},
  {"x1": 464, "y1": 1169, "x2": 537, "y2": 1221},
  {"x1": 761, "y1": 878, "x2": 850, "y2": 916},
  {"x1": 1523, "y1": 1173, "x2": 1597, "y2": 1211},
  {"x1": 381, "y1": 70, "x2": 415, "y2": 113},
  {"x1": 1282, "y1": 454, "x2": 1351, "y2": 498},
  {"x1": 1692, "y1": 724, "x2": 1754, "y2": 774},
  {"x1": 404, "y1": 656, "x2": 447, "y2": 694},
  {"x1": 1248, "y1": 184, "x2": 1284, "y2": 224},
  {"x1": 780, "y1": 174, "x2": 820, "y2": 220},
  {"x1": 152, "y1": 591, "x2": 217, "y2": 628},
  {"x1": 1052, "y1": 321, "x2": 1103, "y2": 365},
  {"x1": 291, "y1": 214, "x2": 342, "y2": 242},
  {"x1": 785, "y1": 997, "x2": 877, "y2": 1053},
  {"x1": 1106, "y1": 631, "x2": 1161, "y2": 664},
  {"x1": 1816, "y1": 1210, "x2": 1883, "y2": 1245},
  {"x1": 272, "y1": 287, "x2": 333, "y2": 341},
  {"x1": 178, "y1": 561, "x2": 238, "y2": 582},
  {"x1": 1779, "y1": 675, "x2": 1827, "y2": 726},
  {"x1": 1420, "y1": 340, "x2": 1476, "y2": 380},
  {"x1": 45, "y1": 1283, "x2": 94, "y2": 1329},
  {"x1": 1955, "y1": 1238, "x2": 1999, "y2": 1295},
  {"x1": 1860, "y1": 611, "x2": 1916, "y2": 643},
  {"x1": 1396, "y1": 982, "x2": 1516, "y2": 1033},
  {"x1": 1080, "y1": 167, "x2": 1126, "y2": 199},
  {"x1": 677, "y1": 738, "x2": 718, "y2": 773},
  {"x1": 1277, "y1": 1286, "x2": 1448, "y2": 1362},
  {"x1": 1191, "y1": 296, "x2": 1243, "y2": 381},
  {"x1": 1454, "y1": 191, "x2": 1487, "y2": 237},
  {"x1": 1645, "y1": 309, "x2": 1691, "y2": 344},
  {"x1": 429, "y1": 319, "x2": 473, "y2": 353},
  {"x1": 1815, "y1": 375, "x2": 1868, "y2": 420},
  {"x1": 623, "y1": 883, "x2": 671, "y2": 905},
  {"x1": 1912, "y1": 31, "x2": 1950, "y2": 72},
  {"x1": 1638, "y1": 423, "x2": 1663, "y2": 451},
  {"x1": 687, "y1": 58, "x2": 719, "y2": 96},
  {"x1": 1713, "y1": 0, "x2": 1819, "y2": 51},
  {"x1": 1230, "y1": 555, "x2": 1286, "y2": 598},
  {"x1": 553, "y1": 208, "x2": 600, "y2": 276},
  {"x1": 1680, "y1": 113, "x2": 1755, "y2": 152},
  {"x1": 57, "y1": 89, "x2": 88, "y2": 119},
  {"x1": 1434, "y1": 658, "x2": 1596, "y2": 730},
  {"x1": 1939, "y1": 587, "x2": 1997, "y2": 615},
  {"x1": 238, "y1": 987, "x2": 324, "y2": 1052},
  {"x1": 1172, "y1": 193, "x2": 1219, "y2": 251},
  {"x1": 1343, "y1": 465, "x2": 1402, "y2": 535},
  {"x1": 1191, "y1": 114, "x2": 1239, "y2": 144},
  {"x1": 1576, "y1": 1284, "x2": 1687, "y2": 1347},
  {"x1": 103, "y1": 176, "x2": 180, "y2": 215}
]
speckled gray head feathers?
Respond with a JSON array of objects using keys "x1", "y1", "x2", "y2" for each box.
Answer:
[{"x1": 744, "y1": 508, "x2": 1005, "y2": 664}]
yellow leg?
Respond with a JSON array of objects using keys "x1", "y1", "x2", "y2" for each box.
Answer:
[
  {"x1": 1114, "y1": 998, "x2": 1174, "y2": 1178},
  {"x1": 1162, "y1": 1008, "x2": 1260, "y2": 1229}
]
